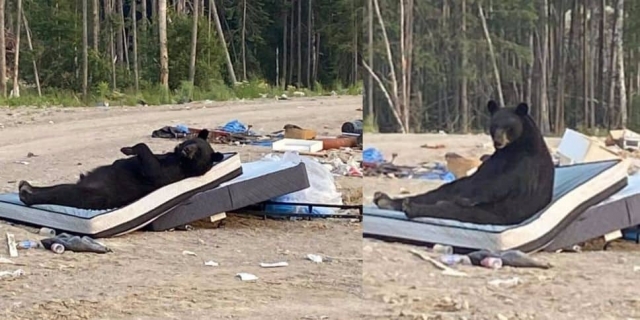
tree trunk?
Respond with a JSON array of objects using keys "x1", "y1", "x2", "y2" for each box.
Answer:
[
  {"x1": 120, "y1": 0, "x2": 129, "y2": 69},
  {"x1": 105, "y1": 0, "x2": 116, "y2": 89},
  {"x1": 306, "y1": 0, "x2": 311, "y2": 88},
  {"x1": 141, "y1": 0, "x2": 147, "y2": 29},
  {"x1": 478, "y1": 3, "x2": 504, "y2": 107},
  {"x1": 132, "y1": 0, "x2": 139, "y2": 92},
  {"x1": 539, "y1": 0, "x2": 550, "y2": 134},
  {"x1": 115, "y1": 0, "x2": 124, "y2": 66},
  {"x1": 92, "y1": 0, "x2": 99, "y2": 51},
  {"x1": 296, "y1": 0, "x2": 301, "y2": 87},
  {"x1": 554, "y1": 0, "x2": 566, "y2": 134},
  {"x1": 11, "y1": 0, "x2": 22, "y2": 98},
  {"x1": 189, "y1": 0, "x2": 199, "y2": 84},
  {"x1": 582, "y1": 2, "x2": 588, "y2": 127},
  {"x1": 21, "y1": 11, "x2": 40, "y2": 96},
  {"x1": 460, "y1": 0, "x2": 468, "y2": 133},
  {"x1": 598, "y1": 0, "x2": 606, "y2": 125},
  {"x1": 241, "y1": 0, "x2": 246, "y2": 81},
  {"x1": 367, "y1": 0, "x2": 373, "y2": 118},
  {"x1": 616, "y1": 0, "x2": 627, "y2": 127},
  {"x1": 81, "y1": 0, "x2": 87, "y2": 99},
  {"x1": 211, "y1": 0, "x2": 237, "y2": 84},
  {"x1": 608, "y1": 0, "x2": 619, "y2": 128},
  {"x1": 158, "y1": 0, "x2": 169, "y2": 89},
  {"x1": 288, "y1": 1, "x2": 294, "y2": 85},
  {"x1": 0, "y1": 0, "x2": 6, "y2": 97},
  {"x1": 282, "y1": 7, "x2": 287, "y2": 88}
]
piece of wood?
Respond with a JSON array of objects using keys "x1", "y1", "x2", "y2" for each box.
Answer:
[
  {"x1": 6, "y1": 233, "x2": 17, "y2": 258},
  {"x1": 409, "y1": 249, "x2": 468, "y2": 277}
]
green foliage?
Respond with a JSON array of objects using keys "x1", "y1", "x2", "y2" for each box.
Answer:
[{"x1": 8, "y1": 0, "x2": 360, "y2": 107}]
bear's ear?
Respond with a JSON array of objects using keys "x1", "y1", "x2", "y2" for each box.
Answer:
[
  {"x1": 211, "y1": 152, "x2": 224, "y2": 163},
  {"x1": 197, "y1": 129, "x2": 210, "y2": 140},
  {"x1": 487, "y1": 100, "x2": 500, "y2": 115},
  {"x1": 515, "y1": 103, "x2": 529, "y2": 116}
]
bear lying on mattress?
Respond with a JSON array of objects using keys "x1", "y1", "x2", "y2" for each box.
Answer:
[
  {"x1": 18, "y1": 129, "x2": 224, "y2": 210},
  {"x1": 374, "y1": 101, "x2": 555, "y2": 225}
]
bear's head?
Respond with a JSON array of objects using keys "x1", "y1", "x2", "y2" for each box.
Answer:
[
  {"x1": 174, "y1": 129, "x2": 225, "y2": 175},
  {"x1": 487, "y1": 100, "x2": 530, "y2": 150}
]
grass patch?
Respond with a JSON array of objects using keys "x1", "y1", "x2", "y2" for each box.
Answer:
[{"x1": 0, "y1": 79, "x2": 363, "y2": 108}]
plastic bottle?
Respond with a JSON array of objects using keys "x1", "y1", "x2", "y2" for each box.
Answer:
[
  {"x1": 480, "y1": 257, "x2": 503, "y2": 269},
  {"x1": 440, "y1": 254, "x2": 472, "y2": 266},
  {"x1": 16, "y1": 240, "x2": 41, "y2": 250},
  {"x1": 432, "y1": 244, "x2": 454, "y2": 255}
]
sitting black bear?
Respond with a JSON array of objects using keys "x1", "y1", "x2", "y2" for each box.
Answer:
[
  {"x1": 19, "y1": 129, "x2": 224, "y2": 210},
  {"x1": 374, "y1": 101, "x2": 555, "y2": 225}
]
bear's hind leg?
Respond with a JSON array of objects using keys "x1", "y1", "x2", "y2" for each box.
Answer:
[
  {"x1": 373, "y1": 192, "x2": 404, "y2": 211},
  {"x1": 20, "y1": 183, "x2": 113, "y2": 210},
  {"x1": 402, "y1": 199, "x2": 508, "y2": 225}
]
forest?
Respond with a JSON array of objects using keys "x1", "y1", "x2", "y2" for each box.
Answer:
[
  {"x1": 363, "y1": 0, "x2": 638, "y2": 135},
  {"x1": 0, "y1": 0, "x2": 363, "y2": 106}
]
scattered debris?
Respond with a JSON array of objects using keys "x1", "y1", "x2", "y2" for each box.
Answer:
[
  {"x1": 259, "y1": 261, "x2": 289, "y2": 268},
  {"x1": 204, "y1": 260, "x2": 219, "y2": 267},
  {"x1": 40, "y1": 233, "x2": 111, "y2": 254},
  {"x1": 0, "y1": 269, "x2": 24, "y2": 280},
  {"x1": 307, "y1": 254, "x2": 323, "y2": 263},
  {"x1": 14, "y1": 161, "x2": 29, "y2": 165},
  {"x1": 409, "y1": 249, "x2": 468, "y2": 277},
  {"x1": 0, "y1": 257, "x2": 17, "y2": 265},
  {"x1": 6, "y1": 233, "x2": 18, "y2": 258},
  {"x1": 236, "y1": 273, "x2": 259, "y2": 281},
  {"x1": 38, "y1": 227, "x2": 56, "y2": 237},
  {"x1": 420, "y1": 143, "x2": 446, "y2": 149},
  {"x1": 633, "y1": 266, "x2": 640, "y2": 272},
  {"x1": 182, "y1": 250, "x2": 197, "y2": 256},
  {"x1": 488, "y1": 277, "x2": 522, "y2": 288}
]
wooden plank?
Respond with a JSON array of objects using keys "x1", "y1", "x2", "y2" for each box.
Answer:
[{"x1": 6, "y1": 233, "x2": 18, "y2": 258}]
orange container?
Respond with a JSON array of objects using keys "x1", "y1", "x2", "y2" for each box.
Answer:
[{"x1": 319, "y1": 136, "x2": 358, "y2": 150}]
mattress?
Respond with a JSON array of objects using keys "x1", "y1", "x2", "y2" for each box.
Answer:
[
  {"x1": 0, "y1": 153, "x2": 243, "y2": 238},
  {"x1": 363, "y1": 159, "x2": 629, "y2": 253},
  {"x1": 545, "y1": 173, "x2": 640, "y2": 251},
  {"x1": 146, "y1": 157, "x2": 311, "y2": 231}
]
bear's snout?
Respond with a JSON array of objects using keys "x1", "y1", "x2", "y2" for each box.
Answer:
[{"x1": 492, "y1": 129, "x2": 510, "y2": 149}]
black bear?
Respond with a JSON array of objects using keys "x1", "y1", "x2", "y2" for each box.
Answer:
[
  {"x1": 374, "y1": 101, "x2": 554, "y2": 225},
  {"x1": 19, "y1": 129, "x2": 224, "y2": 210}
]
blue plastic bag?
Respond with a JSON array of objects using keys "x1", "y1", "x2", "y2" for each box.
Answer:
[{"x1": 363, "y1": 147, "x2": 384, "y2": 164}]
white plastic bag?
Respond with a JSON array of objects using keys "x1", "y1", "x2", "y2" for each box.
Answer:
[{"x1": 262, "y1": 151, "x2": 343, "y2": 214}]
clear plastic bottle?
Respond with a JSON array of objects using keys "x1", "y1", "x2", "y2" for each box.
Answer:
[
  {"x1": 16, "y1": 240, "x2": 41, "y2": 250},
  {"x1": 440, "y1": 254, "x2": 472, "y2": 266},
  {"x1": 432, "y1": 244, "x2": 454, "y2": 255}
]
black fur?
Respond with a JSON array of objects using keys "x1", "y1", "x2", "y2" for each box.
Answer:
[
  {"x1": 374, "y1": 101, "x2": 555, "y2": 225},
  {"x1": 19, "y1": 129, "x2": 224, "y2": 210}
]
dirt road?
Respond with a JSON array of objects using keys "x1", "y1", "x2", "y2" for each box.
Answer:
[
  {"x1": 363, "y1": 133, "x2": 640, "y2": 320},
  {"x1": 0, "y1": 96, "x2": 364, "y2": 320}
]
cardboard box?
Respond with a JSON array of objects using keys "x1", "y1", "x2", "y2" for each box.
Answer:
[{"x1": 284, "y1": 127, "x2": 316, "y2": 140}]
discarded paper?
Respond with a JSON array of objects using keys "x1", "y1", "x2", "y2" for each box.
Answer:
[
  {"x1": 236, "y1": 273, "x2": 259, "y2": 281},
  {"x1": 260, "y1": 261, "x2": 289, "y2": 268},
  {"x1": 0, "y1": 269, "x2": 24, "y2": 279},
  {"x1": 182, "y1": 250, "x2": 197, "y2": 256},
  {"x1": 307, "y1": 254, "x2": 323, "y2": 263},
  {"x1": 204, "y1": 260, "x2": 219, "y2": 267}
]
